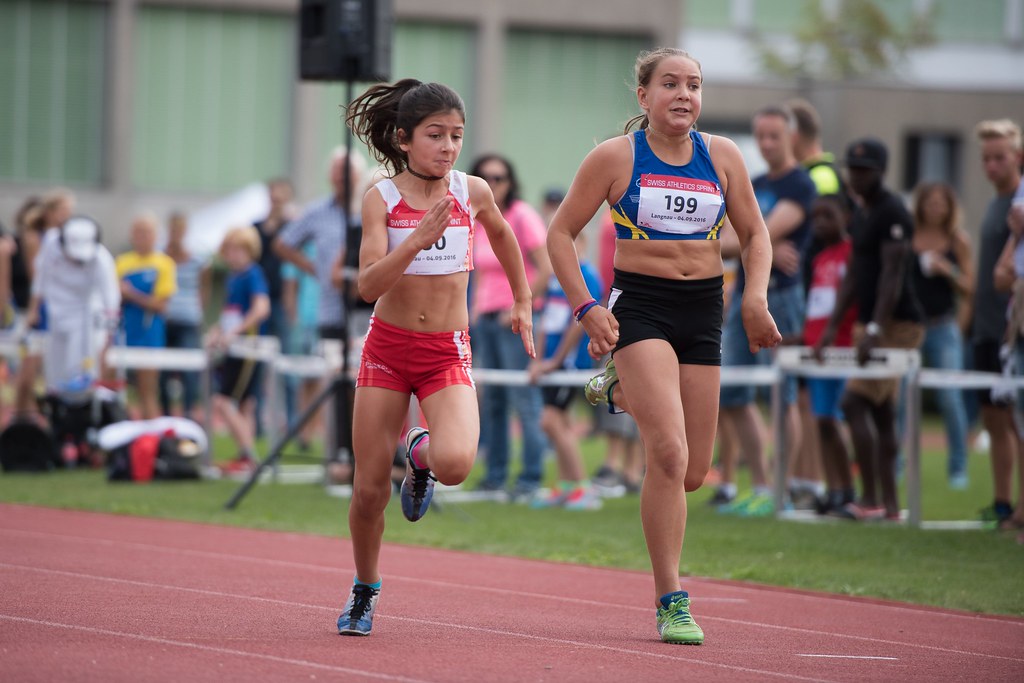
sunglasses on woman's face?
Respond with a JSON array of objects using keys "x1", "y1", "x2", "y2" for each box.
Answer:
[{"x1": 483, "y1": 174, "x2": 509, "y2": 184}]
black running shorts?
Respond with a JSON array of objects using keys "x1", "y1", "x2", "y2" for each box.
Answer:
[{"x1": 608, "y1": 269, "x2": 723, "y2": 366}]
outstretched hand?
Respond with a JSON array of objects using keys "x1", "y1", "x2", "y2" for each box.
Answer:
[
  {"x1": 410, "y1": 196, "x2": 454, "y2": 250},
  {"x1": 581, "y1": 305, "x2": 619, "y2": 359},
  {"x1": 509, "y1": 299, "x2": 536, "y2": 358},
  {"x1": 741, "y1": 297, "x2": 782, "y2": 353}
]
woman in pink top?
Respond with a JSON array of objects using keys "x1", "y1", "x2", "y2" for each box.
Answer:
[{"x1": 470, "y1": 154, "x2": 552, "y2": 499}]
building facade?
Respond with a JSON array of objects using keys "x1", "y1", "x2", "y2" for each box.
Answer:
[{"x1": 1, "y1": 0, "x2": 1021, "y2": 247}]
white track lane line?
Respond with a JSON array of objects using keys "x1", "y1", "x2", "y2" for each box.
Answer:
[
  {"x1": 0, "y1": 563, "x2": 834, "y2": 683},
  {"x1": 796, "y1": 654, "x2": 900, "y2": 661},
  {"x1": 2, "y1": 528, "x2": 1022, "y2": 665},
  {"x1": 13, "y1": 521, "x2": 1022, "y2": 627},
  {"x1": 0, "y1": 528, "x2": 745, "y2": 609},
  {"x1": 0, "y1": 614, "x2": 431, "y2": 683}
]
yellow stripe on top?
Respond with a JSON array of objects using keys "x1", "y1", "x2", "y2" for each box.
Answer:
[
  {"x1": 611, "y1": 206, "x2": 649, "y2": 240},
  {"x1": 705, "y1": 214, "x2": 725, "y2": 240}
]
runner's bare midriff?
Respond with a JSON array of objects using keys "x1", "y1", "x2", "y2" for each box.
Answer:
[
  {"x1": 614, "y1": 238, "x2": 723, "y2": 280},
  {"x1": 371, "y1": 272, "x2": 471, "y2": 332}
]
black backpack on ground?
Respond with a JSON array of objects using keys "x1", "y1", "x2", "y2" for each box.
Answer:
[{"x1": 0, "y1": 420, "x2": 60, "y2": 473}]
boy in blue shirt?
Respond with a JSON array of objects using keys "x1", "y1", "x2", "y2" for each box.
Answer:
[
  {"x1": 207, "y1": 227, "x2": 270, "y2": 474},
  {"x1": 528, "y1": 234, "x2": 603, "y2": 510}
]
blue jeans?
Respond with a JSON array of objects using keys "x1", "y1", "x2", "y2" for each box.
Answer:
[
  {"x1": 472, "y1": 312, "x2": 547, "y2": 488},
  {"x1": 721, "y1": 283, "x2": 805, "y2": 407},
  {"x1": 920, "y1": 318, "x2": 969, "y2": 479},
  {"x1": 159, "y1": 321, "x2": 201, "y2": 415}
]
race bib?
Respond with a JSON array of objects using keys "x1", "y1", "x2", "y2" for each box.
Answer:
[
  {"x1": 388, "y1": 212, "x2": 472, "y2": 275},
  {"x1": 805, "y1": 285, "x2": 836, "y2": 321},
  {"x1": 541, "y1": 299, "x2": 572, "y2": 334},
  {"x1": 637, "y1": 174, "x2": 723, "y2": 235},
  {"x1": 220, "y1": 307, "x2": 243, "y2": 333}
]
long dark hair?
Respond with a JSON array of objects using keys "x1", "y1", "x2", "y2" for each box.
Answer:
[
  {"x1": 346, "y1": 79, "x2": 466, "y2": 177},
  {"x1": 469, "y1": 154, "x2": 520, "y2": 211},
  {"x1": 624, "y1": 47, "x2": 702, "y2": 134}
]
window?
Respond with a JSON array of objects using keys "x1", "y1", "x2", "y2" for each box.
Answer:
[
  {"x1": 903, "y1": 132, "x2": 961, "y2": 192},
  {"x1": 685, "y1": 0, "x2": 735, "y2": 30},
  {"x1": 930, "y1": 0, "x2": 1005, "y2": 43},
  {"x1": 501, "y1": 30, "x2": 650, "y2": 206},
  {"x1": 0, "y1": 0, "x2": 107, "y2": 185},
  {"x1": 132, "y1": 6, "x2": 293, "y2": 192}
]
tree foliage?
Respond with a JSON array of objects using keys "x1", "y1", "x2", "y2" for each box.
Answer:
[{"x1": 756, "y1": 0, "x2": 935, "y2": 81}]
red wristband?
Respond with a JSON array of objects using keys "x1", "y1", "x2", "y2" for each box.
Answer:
[{"x1": 572, "y1": 299, "x2": 597, "y2": 319}]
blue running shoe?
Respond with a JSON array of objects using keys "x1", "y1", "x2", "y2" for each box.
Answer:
[
  {"x1": 337, "y1": 583, "x2": 380, "y2": 636},
  {"x1": 400, "y1": 427, "x2": 435, "y2": 522}
]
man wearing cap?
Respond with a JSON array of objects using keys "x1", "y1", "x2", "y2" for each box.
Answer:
[
  {"x1": 815, "y1": 137, "x2": 924, "y2": 522},
  {"x1": 26, "y1": 216, "x2": 120, "y2": 393}
]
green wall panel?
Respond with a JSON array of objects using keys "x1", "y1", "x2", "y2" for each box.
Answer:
[
  {"x1": 684, "y1": 0, "x2": 734, "y2": 30},
  {"x1": 499, "y1": 30, "x2": 650, "y2": 207},
  {"x1": 132, "y1": 6, "x2": 292, "y2": 192},
  {"x1": 753, "y1": 0, "x2": 810, "y2": 33},
  {"x1": 310, "y1": 21, "x2": 476, "y2": 190},
  {"x1": 931, "y1": 0, "x2": 1004, "y2": 42},
  {"x1": 0, "y1": 0, "x2": 106, "y2": 185}
]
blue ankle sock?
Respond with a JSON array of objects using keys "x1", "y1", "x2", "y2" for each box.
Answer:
[
  {"x1": 659, "y1": 590, "x2": 688, "y2": 608},
  {"x1": 354, "y1": 576, "x2": 382, "y2": 590}
]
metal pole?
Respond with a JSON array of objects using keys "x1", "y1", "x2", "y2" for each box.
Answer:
[
  {"x1": 906, "y1": 366, "x2": 923, "y2": 528},
  {"x1": 772, "y1": 368, "x2": 786, "y2": 515},
  {"x1": 327, "y1": 73, "x2": 356, "y2": 466},
  {"x1": 225, "y1": 375, "x2": 343, "y2": 510},
  {"x1": 202, "y1": 349, "x2": 213, "y2": 468}
]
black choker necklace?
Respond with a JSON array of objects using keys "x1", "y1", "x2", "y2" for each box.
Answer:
[{"x1": 406, "y1": 166, "x2": 445, "y2": 182}]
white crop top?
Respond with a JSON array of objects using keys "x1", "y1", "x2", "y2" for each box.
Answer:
[{"x1": 374, "y1": 170, "x2": 474, "y2": 275}]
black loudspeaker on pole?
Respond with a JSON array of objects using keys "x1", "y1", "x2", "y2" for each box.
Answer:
[
  {"x1": 227, "y1": 1, "x2": 392, "y2": 511},
  {"x1": 299, "y1": 0, "x2": 392, "y2": 82}
]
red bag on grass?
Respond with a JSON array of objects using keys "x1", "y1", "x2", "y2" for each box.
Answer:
[{"x1": 128, "y1": 434, "x2": 160, "y2": 482}]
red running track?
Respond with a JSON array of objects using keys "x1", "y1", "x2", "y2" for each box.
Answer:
[{"x1": 0, "y1": 503, "x2": 1021, "y2": 682}]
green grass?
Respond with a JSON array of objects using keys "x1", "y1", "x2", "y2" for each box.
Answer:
[{"x1": 1, "y1": 427, "x2": 1021, "y2": 617}]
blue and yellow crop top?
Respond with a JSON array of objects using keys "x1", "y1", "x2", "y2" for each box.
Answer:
[{"x1": 610, "y1": 130, "x2": 726, "y2": 241}]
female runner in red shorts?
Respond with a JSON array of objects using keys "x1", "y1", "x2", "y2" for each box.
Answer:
[{"x1": 337, "y1": 79, "x2": 535, "y2": 636}]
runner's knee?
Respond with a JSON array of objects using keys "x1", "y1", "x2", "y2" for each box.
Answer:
[
  {"x1": 684, "y1": 459, "x2": 712, "y2": 492},
  {"x1": 645, "y1": 435, "x2": 688, "y2": 482},
  {"x1": 430, "y1": 447, "x2": 474, "y2": 486},
  {"x1": 351, "y1": 481, "x2": 391, "y2": 517}
]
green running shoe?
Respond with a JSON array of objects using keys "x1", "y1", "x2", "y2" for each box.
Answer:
[
  {"x1": 657, "y1": 591, "x2": 704, "y2": 645},
  {"x1": 584, "y1": 358, "x2": 619, "y2": 407},
  {"x1": 736, "y1": 492, "x2": 775, "y2": 518}
]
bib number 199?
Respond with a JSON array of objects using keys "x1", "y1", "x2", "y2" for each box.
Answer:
[{"x1": 665, "y1": 195, "x2": 698, "y2": 214}]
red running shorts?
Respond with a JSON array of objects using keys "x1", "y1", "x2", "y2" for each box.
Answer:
[{"x1": 356, "y1": 316, "x2": 474, "y2": 400}]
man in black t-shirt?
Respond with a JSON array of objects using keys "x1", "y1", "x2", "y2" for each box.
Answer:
[{"x1": 816, "y1": 138, "x2": 924, "y2": 522}]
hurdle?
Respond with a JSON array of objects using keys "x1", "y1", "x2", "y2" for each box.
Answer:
[
  {"x1": 15, "y1": 325, "x2": 1023, "y2": 528},
  {"x1": 103, "y1": 345, "x2": 213, "y2": 463},
  {"x1": 776, "y1": 346, "x2": 922, "y2": 523},
  {"x1": 0, "y1": 331, "x2": 45, "y2": 360}
]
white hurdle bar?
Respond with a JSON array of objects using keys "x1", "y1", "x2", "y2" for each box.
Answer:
[
  {"x1": 15, "y1": 327, "x2": 1024, "y2": 527},
  {"x1": 776, "y1": 346, "x2": 922, "y2": 524},
  {"x1": 0, "y1": 332, "x2": 46, "y2": 359}
]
